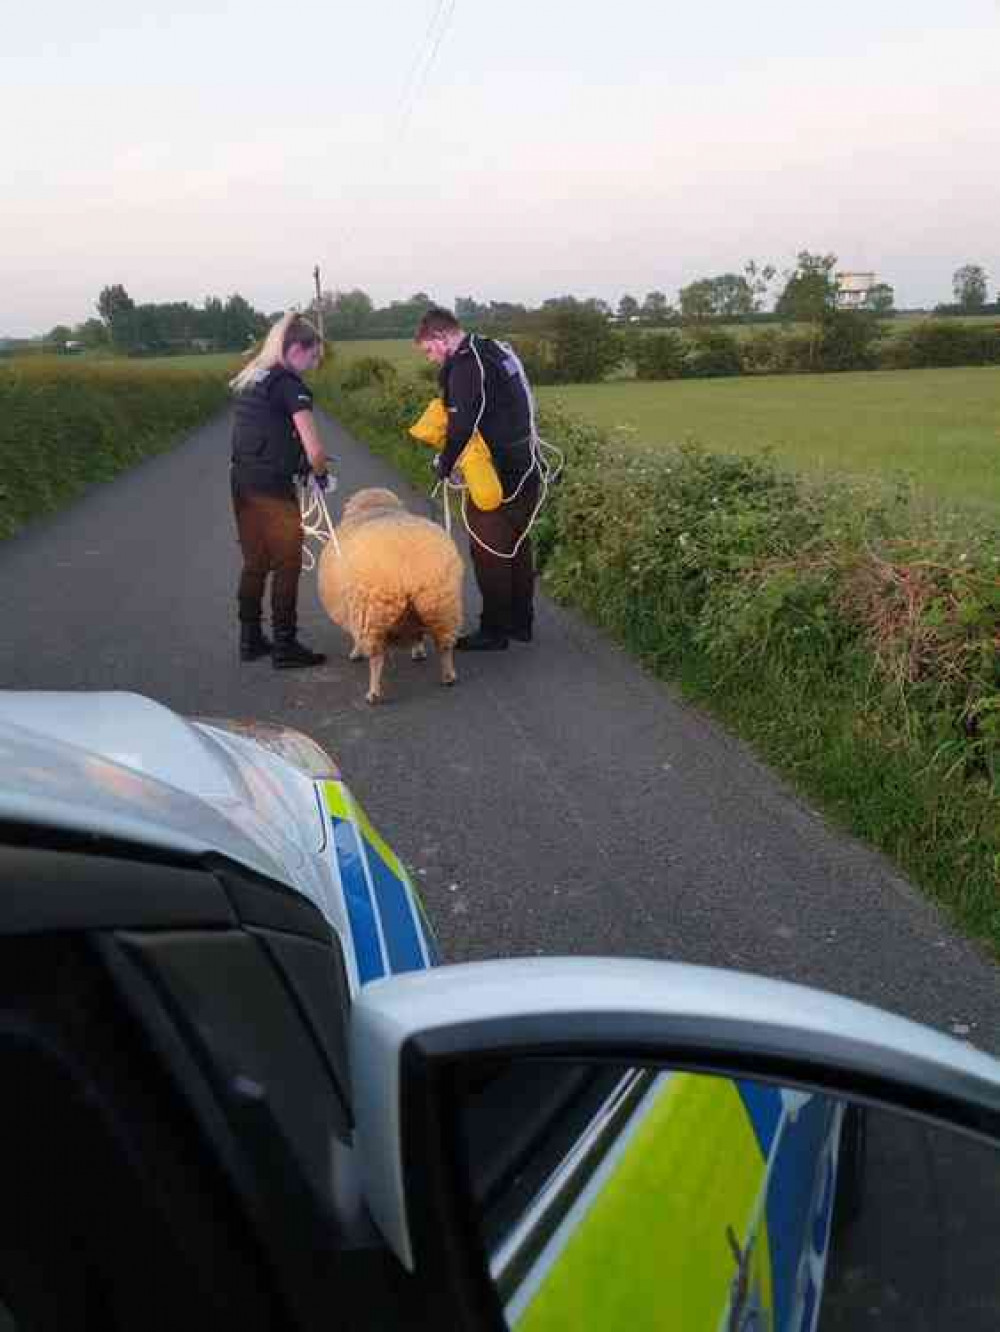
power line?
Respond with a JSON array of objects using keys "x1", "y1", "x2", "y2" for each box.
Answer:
[
  {"x1": 391, "y1": 0, "x2": 450, "y2": 135},
  {"x1": 316, "y1": 1, "x2": 459, "y2": 308},
  {"x1": 392, "y1": 0, "x2": 457, "y2": 153}
]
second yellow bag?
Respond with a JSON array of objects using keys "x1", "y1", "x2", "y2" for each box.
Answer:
[{"x1": 409, "y1": 398, "x2": 503, "y2": 512}]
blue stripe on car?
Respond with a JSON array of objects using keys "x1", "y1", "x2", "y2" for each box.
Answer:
[
  {"x1": 765, "y1": 1096, "x2": 834, "y2": 1332},
  {"x1": 331, "y1": 816, "x2": 386, "y2": 984},
  {"x1": 366, "y1": 845, "x2": 427, "y2": 975},
  {"x1": 738, "y1": 1080, "x2": 784, "y2": 1157}
]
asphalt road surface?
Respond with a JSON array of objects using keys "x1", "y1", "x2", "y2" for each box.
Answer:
[{"x1": 2, "y1": 408, "x2": 998, "y2": 1057}]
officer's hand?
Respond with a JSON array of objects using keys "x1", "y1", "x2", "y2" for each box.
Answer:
[{"x1": 314, "y1": 472, "x2": 330, "y2": 492}]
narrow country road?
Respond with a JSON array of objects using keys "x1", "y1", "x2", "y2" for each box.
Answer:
[{"x1": 2, "y1": 407, "x2": 997, "y2": 1054}]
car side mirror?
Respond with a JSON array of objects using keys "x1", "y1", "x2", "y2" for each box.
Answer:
[{"x1": 350, "y1": 958, "x2": 1000, "y2": 1330}]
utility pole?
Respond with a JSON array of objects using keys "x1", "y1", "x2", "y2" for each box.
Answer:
[{"x1": 313, "y1": 265, "x2": 324, "y2": 343}]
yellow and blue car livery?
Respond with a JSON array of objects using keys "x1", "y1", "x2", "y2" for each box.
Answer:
[
  {"x1": 321, "y1": 779, "x2": 440, "y2": 989},
  {"x1": 504, "y1": 1073, "x2": 842, "y2": 1332}
]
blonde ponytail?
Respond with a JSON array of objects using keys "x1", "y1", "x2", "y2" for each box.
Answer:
[{"x1": 229, "y1": 312, "x2": 320, "y2": 393}]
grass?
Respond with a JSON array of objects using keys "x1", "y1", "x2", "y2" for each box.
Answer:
[
  {"x1": 33, "y1": 351, "x2": 243, "y2": 374},
  {"x1": 538, "y1": 366, "x2": 1000, "y2": 512},
  {"x1": 131, "y1": 352, "x2": 241, "y2": 372},
  {"x1": 328, "y1": 338, "x2": 423, "y2": 370},
  {"x1": 705, "y1": 312, "x2": 1000, "y2": 342}
]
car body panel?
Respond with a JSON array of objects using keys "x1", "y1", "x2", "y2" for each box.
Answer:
[
  {"x1": 490, "y1": 1071, "x2": 838, "y2": 1332},
  {"x1": 7, "y1": 692, "x2": 998, "y2": 1331},
  {"x1": 0, "y1": 711, "x2": 292, "y2": 885},
  {"x1": 351, "y1": 956, "x2": 1000, "y2": 1276},
  {"x1": 0, "y1": 692, "x2": 438, "y2": 997},
  {"x1": 321, "y1": 778, "x2": 438, "y2": 992}
]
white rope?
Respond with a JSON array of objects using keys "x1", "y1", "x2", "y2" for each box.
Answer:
[
  {"x1": 297, "y1": 473, "x2": 341, "y2": 570},
  {"x1": 430, "y1": 476, "x2": 454, "y2": 536},
  {"x1": 440, "y1": 336, "x2": 564, "y2": 561}
]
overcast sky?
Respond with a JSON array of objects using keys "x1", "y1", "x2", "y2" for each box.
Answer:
[{"x1": 3, "y1": 0, "x2": 999, "y2": 335}]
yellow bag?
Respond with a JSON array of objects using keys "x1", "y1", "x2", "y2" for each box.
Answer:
[{"x1": 409, "y1": 398, "x2": 503, "y2": 512}]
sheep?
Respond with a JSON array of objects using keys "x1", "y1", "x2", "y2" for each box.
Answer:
[{"x1": 318, "y1": 488, "x2": 464, "y2": 704}]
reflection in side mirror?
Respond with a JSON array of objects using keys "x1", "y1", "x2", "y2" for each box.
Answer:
[{"x1": 456, "y1": 1063, "x2": 1000, "y2": 1331}]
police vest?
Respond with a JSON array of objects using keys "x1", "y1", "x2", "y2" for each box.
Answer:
[{"x1": 230, "y1": 367, "x2": 308, "y2": 492}]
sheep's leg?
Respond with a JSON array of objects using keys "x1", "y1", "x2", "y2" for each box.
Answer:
[
  {"x1": 439, "y1": 645, "x2": 456, "y2": 687},
  {"x1": 411, "y1": 636, "x2": 428, "y2": 662},
  {"x1": 366, "y1": 653, "x2": 385, "y2": 705}
]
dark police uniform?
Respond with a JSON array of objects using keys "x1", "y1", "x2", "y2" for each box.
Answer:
[
  {"x1": 230, "y1": 366, "x2": 313, "y2": 639},
  {"x1": 437, "y1": 335, "x2": 540, "y2": 644}
]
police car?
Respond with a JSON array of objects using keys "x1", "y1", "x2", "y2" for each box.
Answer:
[{"x1": 1, "y1": 691, "x2": 999, "y2": 1332}]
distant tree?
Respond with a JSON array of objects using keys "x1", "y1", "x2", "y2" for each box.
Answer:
[
  {"x1": 678, "y1": 278, "x2": 716, "y2": 323},
  {"x1": 45, "y1": 324, "x2": 73, "y2": 347},
  {"x1": 641, "y1": 291, "x2": 671, "y2": 322},
  {"x1": 710, "y1": 273, "x2": 754, "y2": 318},
  {"x1": 202, "y1": 296, "x2": 225, "y2": 346},
  {"x1": 487, "y1": 300, "x2": 529, "y2": 321},
  {"x1": 97, "y1": 283, "x2": 135, "y2": 348},
  {"x1": 618, "y1": 294, "x2": 640, "y2": 321},
  {"x1": 952, "y1": 264, "x2": 988, "y2": 311},
  {"x1": 323, "y1": 289, "x2": 374, "y2": 336},
  {"x1": 868, "y1": 283, "x2": 895, "y2": 314},
  {"x1": 551, "y1": 307, "x2": 623, "y2": 382},
  {"x1": 775, "y1": 252, "x2": 838, "y2": 321},
  {"x1": 131, "y1": 304, "x2": 167, "y2": 352},
  {"x1": 222, "y1": 293, "x2": 264, "y2": 349},
  {"x1": 73, "y1": 317, "x2": 108, "y2": 348},
  {"x1": 743, "y1": 259, "x2": 777, "y2": 312},
  {"x1": 455, "y1": 296, "x2": 483, "y2": 322},
  {"x1": 541, "y1": 295, "x2": 582, "y2": 314}
]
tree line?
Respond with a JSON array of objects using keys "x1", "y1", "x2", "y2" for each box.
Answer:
[
  {"x1": 31, "y1": 256, "x2": 997, "y2": 356},
  {"x1": 42, "y1": 286, "x2": 272, "y2": 355}
]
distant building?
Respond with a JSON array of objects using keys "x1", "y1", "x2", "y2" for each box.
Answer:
[{"x1": 835, "y1": 272, "x2": 877, "y2": 310}]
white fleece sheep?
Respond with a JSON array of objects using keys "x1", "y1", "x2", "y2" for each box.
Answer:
[{"x1": 318, "y1": 488, "x2": 464, "y2": 704}]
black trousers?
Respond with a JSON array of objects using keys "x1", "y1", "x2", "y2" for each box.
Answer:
[
  {"x1": 465, "y1": 473, "x2": 540, "y2": 638},
  {"x1": 231, "y1": 485, "x2": 303, "y2": 634}
]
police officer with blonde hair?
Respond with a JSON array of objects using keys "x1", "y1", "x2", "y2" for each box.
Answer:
[{"x1": 229, "y1": 312, "x2": 330, "y2": 668}]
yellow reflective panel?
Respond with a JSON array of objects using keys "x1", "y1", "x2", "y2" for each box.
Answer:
[
  {"x1": 514, "y1": 1074, "x2": 772, "y2": 1332},
  {"x1": 321, "y1": 780, "x2": 352, "y2": 822},
  {"x1": 350, "y1": 792, "x2": 406, "y2": 882}
]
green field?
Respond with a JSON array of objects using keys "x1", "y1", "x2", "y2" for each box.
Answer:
[
  {"x1": 538, "y1": 366, "x2": 1000, "y2": 511},
  {"x1": 329, "y1": 338, "x2": 422, "y2": 369},
  {"x1": 30, "y1": 351, "x2": 242, "y2": 374},
  {"x1": 137, "y1": 352, "x2": 240, "y2": 372},
  {"x1": 236, "y1": 336, "x2": 1000, "y2": 514},
  {"x1": 709, "y1": 311, "x2": 1000, "y2": 342}
]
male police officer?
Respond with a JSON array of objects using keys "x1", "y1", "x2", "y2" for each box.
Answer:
[{"x1": 416, "y1": 308, "x2": 540, "y2": 651}]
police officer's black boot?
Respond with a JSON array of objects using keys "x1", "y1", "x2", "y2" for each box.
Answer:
[
  {"x1": 239, "y1": 622, "x2": 272, "y2": 662},
  {"x1": 455, "y1": 629, "x2": 509, "y2": 651},
  {"x1": 272, "y1": 627, "x2": 327, "y2": 670}
]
